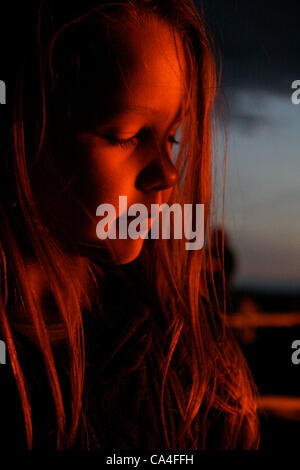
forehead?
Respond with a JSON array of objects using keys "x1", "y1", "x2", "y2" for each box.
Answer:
[
  {"x1": 101, "y1": 16, "x2": 187, "y2": 120},
  {"x1": 113, "y1": 16, "x2": 186, "y2": 77}
]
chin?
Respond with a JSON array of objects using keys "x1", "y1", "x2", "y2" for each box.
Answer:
[{"x1": 107, "y1": 238, "x2": 145, "y2": 265}]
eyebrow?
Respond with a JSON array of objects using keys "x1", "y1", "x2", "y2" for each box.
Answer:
[
  {"x1": 93, "y1": 103, "x2": 189, "y2": 129},
  {"x1": 118, "y1": 104, "x2": 189, "y2": 122}
]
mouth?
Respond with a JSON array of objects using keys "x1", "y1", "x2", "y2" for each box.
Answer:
[
  {"x1": 117, "y1": 214, "x2": 154, "y2": 222},
  {"x1": 114, "y1": 214, "x2": 154, "y2": 236}
]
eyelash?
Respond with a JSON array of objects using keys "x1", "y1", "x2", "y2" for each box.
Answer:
[{"x1": 103, "y1": 132, "x2": 180, "y2": 150}]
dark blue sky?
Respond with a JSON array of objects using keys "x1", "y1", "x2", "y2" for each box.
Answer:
[{"x1": 201, "y1": 0, "x2": 300, "y2": 290}]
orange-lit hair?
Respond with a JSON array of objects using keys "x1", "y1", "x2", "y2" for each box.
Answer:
[{"x1": 0, "y1": 0, "x2": 260, "y2": 449}]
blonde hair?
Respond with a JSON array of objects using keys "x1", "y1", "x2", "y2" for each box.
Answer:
[{"x1": 0, "y1": 0, "x2": 259, "y2": 449}]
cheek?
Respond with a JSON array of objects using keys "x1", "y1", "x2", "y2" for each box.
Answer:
[{"x1": 72, "y1": 143, "x2": 140, "y2": 215}]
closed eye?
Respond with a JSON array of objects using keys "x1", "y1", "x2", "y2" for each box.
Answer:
[
  {"x1": 103, "y1": 134, "x2": 139, "y2": 149},
  {"x1": 101, "y1": 128, "x2": 181, "y2": 150},
  {"x1": 101, "y1": 129, "x2": 146, "y2": 150}
]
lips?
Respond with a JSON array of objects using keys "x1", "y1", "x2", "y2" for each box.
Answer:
[
  {"x1": 118, "y1": 213, "x2": 155, "y2": 221},
  {"x1": 115, "y1": 202, "x2": 162, "y2": 225}
]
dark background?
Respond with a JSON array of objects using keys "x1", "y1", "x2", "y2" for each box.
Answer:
[
  {"x1": 0, "y1": 0, "x2": 299, "y2": 451},
  {"x1": 200, "y1": 0, "x2": 300, "y2": 449}
]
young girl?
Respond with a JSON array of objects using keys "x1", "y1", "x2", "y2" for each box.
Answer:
[{"x1": 0, "y1": 0, "x2": 260, "y2": 449}]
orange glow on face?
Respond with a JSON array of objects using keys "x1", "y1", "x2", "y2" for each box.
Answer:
[
  {"x1": 46, "y1": 17, "x2": 187, "y2": 265},
  {"x1": 1, "y1": 0, "x2": 262, "y2": 451}
]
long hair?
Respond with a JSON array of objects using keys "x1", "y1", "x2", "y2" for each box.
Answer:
[{"x1": 0, "y1": 0, "x2": 260, "y2": 449}]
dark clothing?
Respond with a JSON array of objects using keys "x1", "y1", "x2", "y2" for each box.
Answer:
[
  {"x1": 0, "y1": 266, "x2": 228, "y2": 450},
  {"x1": 0, "y1": 265, "x2": 167, "y2": 449}
]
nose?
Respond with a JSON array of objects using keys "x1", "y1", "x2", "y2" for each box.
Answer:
[{"x1": 135, "y1": 155, "x2": 177, "y2": 193}]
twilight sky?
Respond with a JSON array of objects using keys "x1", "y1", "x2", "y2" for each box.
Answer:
[{"x1": 201, "y1": 0, "x2": 300, "y2": 290}]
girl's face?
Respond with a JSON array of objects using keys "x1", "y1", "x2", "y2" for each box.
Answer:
[{"x1": 49, "y1": 16, "x2": 187, "y2": 265}]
